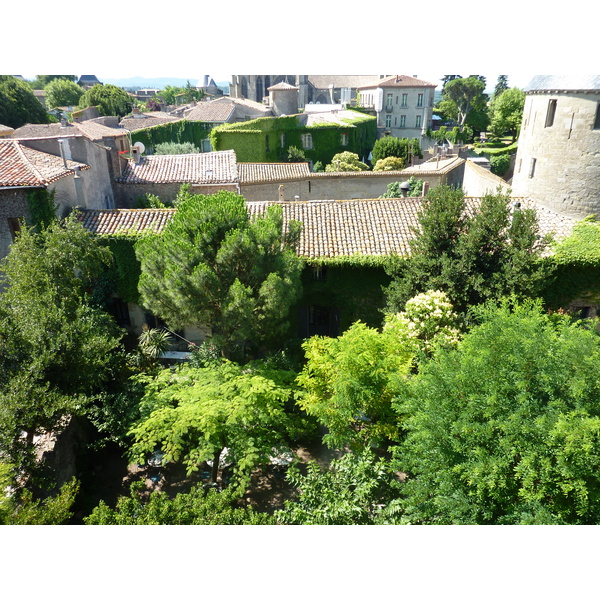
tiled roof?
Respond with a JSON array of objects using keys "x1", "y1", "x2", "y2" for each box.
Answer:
[
  {"x1": 13, "y1": 123, "x2": 80, "y2": 139},
  {"x1": 13, "y1": 121, "x2": 126, "y2": 141},
  {"x1": 0, "y1": 124, "x2": 14, "y2": 134},
  {"x1": 308, "y1": 76, "x2": 382, "y2": 89},
  {"x1": 525, "y1": 75, "x2": 600, "y2": 92},
  {"x1": 238, "y1": 162, "x2": 311, "y2": 184},
  {"x1": 183, "y1": 102, "x2": 235, "y2": 122},
  {"x1": 78, "y1": 196, "x2": 578, "y2": 259},
  {"x1": 72, "y1": 119, "x2": 128, "y2": 141},
  {"x1": 268, "y1": 82, "x2": 298, "y2": 91},
  {"x1": 0, "y1": 139, "x2": 89, "y2": 187},
  {"x1": 357, "y1": 75, "x2": 437, "y2": 90},
  {"x1": 119, "y1": 112, "x2": 182, "y2": 131},
  {"x1": 78, "y1": 208, "x2": 175, "y2": 235},
  {"x1": 115, "y1": 150, "x2": 238, "y2": 184}
]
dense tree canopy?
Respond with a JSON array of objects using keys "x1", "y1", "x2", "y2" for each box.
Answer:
[
  {"x1": 488, "y1": 87, "x2": 526, "y2": 141},
  {"x1": 0, "y1": 76, "x2": 49, "y2": 128},
  {"x1": 325, "y1": 151, "x2": 369, "y2": 172},
  {"x1": 385, "y1": 186, "x2": 553, "y2": 314},
  {"x1": 395, "y1": 300, "x2": 600, "y2": 524},
  {"x1": 135, "y1": 189, "x2": 303, "y2": 356},
  {"x1": 78, "y1": 83, "x2": 133, "y2": 117},
  {"x1": 128, "y1": 361, "x2": 300, "y2": 488},
  {"x1": 438, "y1": 76, "x2": 488, "y2": 129},
  {"x1": 0, "y1": 216, "x2": 122, "y2": 474},
  {"x1": 44, "y1": 78, "x2": 84, "y2": 109},
  {"x1": 370, "y1": 136, "x2": 422, "y2": 165}
]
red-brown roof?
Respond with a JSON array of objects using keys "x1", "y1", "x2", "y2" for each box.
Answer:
[
  {"x1": 0, "y1": 139, "x2": 90, "y2": 187},
  {"x1": 78, "y1": 196, "x2": 578, "y2": 259}
]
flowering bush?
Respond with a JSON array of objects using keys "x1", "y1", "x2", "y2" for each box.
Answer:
[{"x1": 385, "y1": 290, "x2": 461, "y2": 355}]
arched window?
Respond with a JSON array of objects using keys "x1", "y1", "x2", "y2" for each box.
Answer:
[{"x1": 256, "y1": 76, "x2": 263, "y2": 103}]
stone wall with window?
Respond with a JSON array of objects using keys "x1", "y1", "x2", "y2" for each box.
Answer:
[{"x1": 512, "y1": 89, "x2": 600, "y2": 217}]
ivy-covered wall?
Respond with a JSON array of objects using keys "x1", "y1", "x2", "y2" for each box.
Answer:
[
  {"x1": 293, "y1": 261, "x2": 393, "y2": 334},
  {"x1": 131, "y1": 121, "x2": 211, "y2": 153},
  {"x1": 541, "y1": 220, "x2": 600, "y2": 308},
  {"x1": 210, "y1": 112, "x2": 377, "y2": 165},
  {"x1": 98, "y1": 234, "x2": 142, "y2": 304}
]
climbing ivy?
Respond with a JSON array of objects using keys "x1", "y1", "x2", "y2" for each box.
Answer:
[
  {"x1": 26, "y1": 188, "x2": 57, "y2": 231},
  {"x1": 210, "y1": 112, "x2": 376, "y2": 165},
  {"x1": 131, "y1": 121, "x2": 210, "y2": 153}
]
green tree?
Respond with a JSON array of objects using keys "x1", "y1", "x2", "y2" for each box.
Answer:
[
  {"x1": 438, "y1": 76, "x2": 487, "y2": 129},
  {"x1": 489, "y1": 87, "x2": 526, "y2": 141},
  {"x1": 373, "y1": 156, "x2": 404, "y2": 171},
  {"x1": 128, "y1": 361, "x2": 299, "y2": 488},
  {"x1": 370, "y1": 136, "x2": 422, "y2": 165},
  {"x1": 379, "y1": 177, "x2": 423, "y2": 198},
  {"x1": 297, "y1": 319, "x2": 415, "y2": 450},
  {"x1": 158, "y1": 82, "x2": 203, "y2": 105},
  {"x1": 384, "y1": 186, "x2": 553, "y2": 314},
  {"x1": 0, "y1": 473, "x2": 79, "y2": 525},
  {"x1": 277, "y1": 450, "x2": 398, "y2": 525},
  {"x1": 0, "y1": 215, "x2": 123, "y2": 474},
  {"x1": 395, "y1": 300, "x2": 600, "y2": 524},
  {"x1": 78, "y1": 83, "x2": 133, "y2": 117},
  {"x1": 153, "y1": 141, "x2": 200, "y2": 155},
  {"x1": 325, "y1": 151, "x2": 369, "y2": 172},
  {"x1": 43, "y1": 78, "x2": 84, "y2": 109},
  {"x1": 29, "y1": 75, "x2": 76, "y2": 90},
  {"x1": 85, "y1": 481, "x2": 273, "y2": 524},
  {"x1": 135, "y1": 189, "x2": 303, "y2": 356},
  {"x1": 492, "y1": 75, "x2": 509, "y2": 100},
  {"x1": 0, "y1": 76, "x2": 49, "y2": 128}
]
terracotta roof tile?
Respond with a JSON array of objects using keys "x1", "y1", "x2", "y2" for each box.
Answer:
[
  {"x1": 238, "y1": 162, "x2": 311, "y2": 184},
  {"x1": 78, "y1": 208, "x2": 175, "y2": 235},
  {"x1": 79, "y1": 196, "x2": 578, "y2": 259},
  {"x1": 119, "y1": 112, "x2": 182, "y2": 132},
  {"x1": 357, "y1": 75, "x2": 437, "y2": 90},
  {"x1": 0, "y1": 139, "x2": 90, "y2": 187},
  {"x1": 183, "y1": 102, "x2": 235, "y2": 122},
  {"x1": 115, "y1": 150, "x2": 238, "y2": 184}
]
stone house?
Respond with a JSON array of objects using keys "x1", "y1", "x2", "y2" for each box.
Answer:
[
  {"x1": 0, "y1": 139, "x2": 91, "y2": 259},
  {"x1": 12, "y1": 120, "x2": 128, "y2": 211},
  {"x1": 113, "y1": 149, "x2": 240, "y2": 206},
  {"x1": 78, "y1": 194, "x2": 577, "y2": 342},
  {"x1": 356, "y1": 75, "x2": 437, "y2": 142},
  {"x1": 119, "y1": 110, "x2": 182, "y2": 133}
]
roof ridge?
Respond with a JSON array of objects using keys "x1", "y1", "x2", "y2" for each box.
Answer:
[{"x1": 14, "y1": 140, "x2": 48, "y2": 185}]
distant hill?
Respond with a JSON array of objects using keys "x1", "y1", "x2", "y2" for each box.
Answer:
[{"x1": 100, "y1": 76, "x2": 230, "y2": 92}]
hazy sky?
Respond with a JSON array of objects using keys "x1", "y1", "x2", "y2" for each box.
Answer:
[{"x1": 5, "y1": 0, "x2": 596, "y2": 89}]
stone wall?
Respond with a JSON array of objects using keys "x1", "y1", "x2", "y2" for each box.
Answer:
[
  {"x1": 0, "y1": 189, "x2": 29, "y2": 261},
  {"x1": 114, "y1": 182, "x2": 241, "y2": 207},
  {"x1": 512, "y1": 91, "x2": 600, "y2": 217},
  {"x1": 241, "y1": 161, "x2": 465, "y2": 203}
]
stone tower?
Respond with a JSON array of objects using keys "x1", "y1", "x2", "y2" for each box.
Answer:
[
  {"x1": 268, "y1": 81, "x2": 299, "y2": 116},
  {"x1": 511, "y1": 75, "x2": 600, "y2": 217}
]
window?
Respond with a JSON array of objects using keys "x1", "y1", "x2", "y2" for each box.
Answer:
[
  {"x1": 341, "y1": 133, "x2": 348, "y2": 146},
  {"x1": 312, "y1": 265, "x2": 328, "y2": 280},
  {"x1": 594, "y1": 103, "x2": 600, "y2": 129},
  {"x1": 7, "y1": 218, "x2": 21, "y2": 241},
  {"x1": 417, "y1": 93, "x2": 423, "y2": 107},
  {"x1": 400, "y1": 115, "x2": 406, "y2": 128},
  {"x1": 301, "y1": 134, "x2": 312, "y2": 149},
  {"x1": 529, "y1": 158, "x2": 537, "y2": 178},
  {"x1": 201, "y1": 138, "x2": 212, "y2": 152},
  {"x1": 280, "y1": 133, "x2": 286, "y2": 148},
  {"x1": 401, "y1": 93, "x2": 408, "y2": 107},
  {"x1": 385, "y1": 114, "x2": 392, "y2": 127},
  {"x1": 545, "y1": 99, "x2": 557, "y2": 127},
  {"x1": 265, "y1": 135, "x2": 269, "y2": 152},
  {"x1": 386, "y1": 93, "x2": 393, "y2": 107},
  {"x1": 416, "y1": 115, "x2": 422, "y2": 128}
]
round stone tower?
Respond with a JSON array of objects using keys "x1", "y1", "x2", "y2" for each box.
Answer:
[
  {"x1": 268, "y1": 81, "x2": 299, "y2": 117},
  {"x1": 512, "y1": 75, "x2": 600, "y2": 217}
]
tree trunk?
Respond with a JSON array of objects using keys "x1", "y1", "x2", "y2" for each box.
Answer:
[{"x1": 211, "y1": 448, "x2": 222, "y2": 483}]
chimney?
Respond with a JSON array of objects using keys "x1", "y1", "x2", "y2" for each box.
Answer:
[{"x1": 132, "y1": 145, "x2": 142, "y2": 164}]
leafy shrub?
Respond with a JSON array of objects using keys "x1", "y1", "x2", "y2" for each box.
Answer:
[
  {"x1": 373, "y1": 156, "x2": 404, "y2": 171},
  {"x1": 153, "y1": 141, "x2": 200, "y2": 155},
  {"x1": 490, "y1": 153, "x2": 511, "y2": 176}
]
